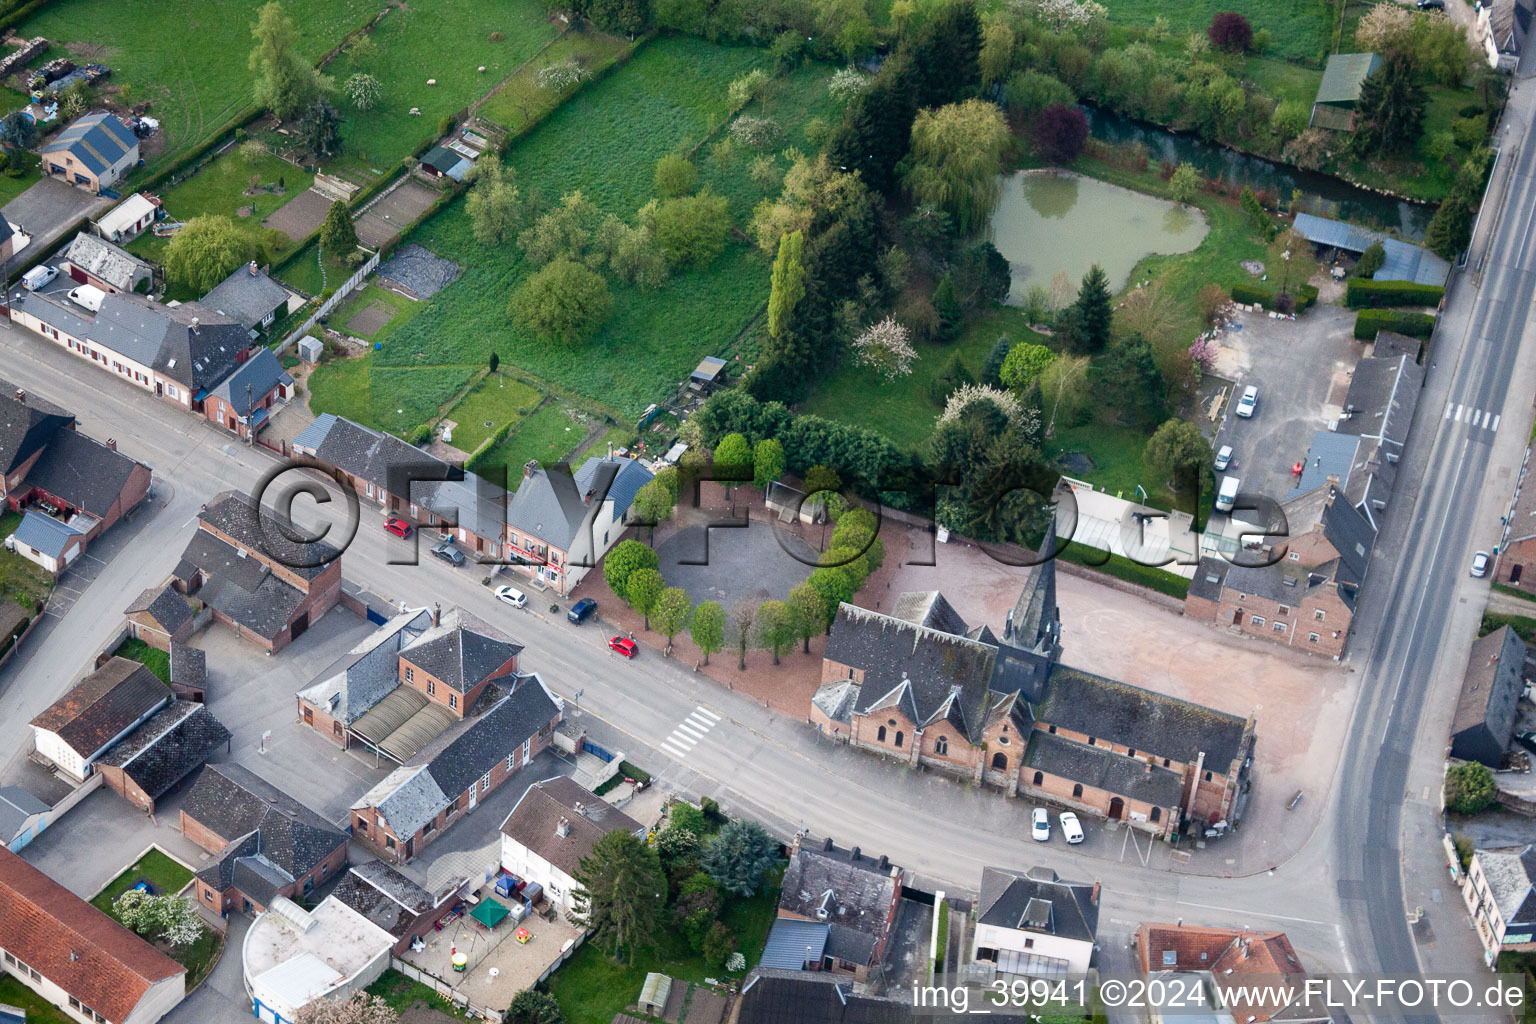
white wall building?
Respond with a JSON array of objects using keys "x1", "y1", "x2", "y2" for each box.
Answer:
[
  {"x1": 243, "y1": 896, "x2": 394, "y2": 1024},
  {"x1": 498, "y1": 776, "x2": 643, "y2": 911},
  {"x1": 971, "y1": 866, "x2": 1099, "y2": 978}
]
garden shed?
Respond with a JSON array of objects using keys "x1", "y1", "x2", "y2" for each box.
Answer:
[
  {"x1": 639, "y1": 973, "x2": 673, "y2": 1016},
  {"x1": 298, "y1": 336, "x2": 323, "y2": 364},
  {"x1": 1311, "y1": 53, "x2": 1382, "y2": 131}
]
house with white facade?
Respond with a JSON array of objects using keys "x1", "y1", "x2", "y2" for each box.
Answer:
[
  {"x1": 243, "y1": 895, "x2": 394, "y2": 1024},
  {"x1": 1463, "y1": 844, "x2": 1536, "y2": 964},
  {"x1": 972, "y1": 866, "x2": 1100, "y2": 979},
  {"x1": 29, "y1": 657, "x2": 170, "y2": 782},
  {"x1": 497, "y1": 776, "x2": 643, "y2": 911},
  {"x1": 504, "y1": 454, "x2": 653, "y2": 596}
]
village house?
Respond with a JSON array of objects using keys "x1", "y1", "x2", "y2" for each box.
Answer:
[
  {"x1": 58, "y1": 232, "x2": 153, "y2": 295},
  {"x1": 243, "y1": 894, "x2": 393, "y2": 1024},
  {"x1": 94, "y1": 701, "x2": 230, "y2": 812},
  {"x1": 181, "y1": 763, "x2": 349, "y2": 917},
  {"x1": 169, "y1": 491, "x2": 343, "y2": 654},
  {"x1": 1496, "y1": 462, "x2": 1536, "y2": 593},
  {"x1": 8, "y1": 287, "x2": 247, "y2": 412},
  {"x1": 1451, "y1": 626, "x2": 1529, "y2": 767},
  {"x1": 0, "y1": 847, "x2": 186, "y2": 1024},
  {"x1": 199, "y1": 348, "x2": 292, "y2": 439},
  {"x1": 1477, "y1": 0, "x2": 1536, "y2": 69},
  {"x1": 1463, "y1": 844, "x2": 1536, "y2": 964},
  {"x1": 329, "y1": 861, "x2": 464, "y2": 956},
  {"x1": 733, "y1": 970, "x2": 907, "y2": 1024},
  {"x1": 504, "y1": 454, "x2": 652, "y2": 596},
  {"x1": 39, "y1": 112, "x2": 140, "y2": 193},
  {"x1": 350, "y1": 673, "x2": 562, "y2": 864},
  {"x1": 122, "y1": 584, "x2": 196, "y2": 651},
  {"x1": 972, "y1": 866, "x2": 1100, "y2": 979},
  {"x1": 29, "y1": 657, "x2": 169, "y2": 782},
  {"x1": 771, "y1": 837, "x2": 902, "y2": 982},
  {"x1": 497, "y1": 775, "x2": 644, "y2": 912},
  {"x1": 1136, "y1": 923, "x2": 1330, "y2": 1024},
  {"x1": 200, "y1": 262, "x2": 293, "y2": 337},
  {"x1": 811, "y1": 530, "x2": 1254, "y2": 838},
  {"x1": 93, "y1": 193, "x2": 159, "y2": 245},
  {"x1": 0, "y1": 385, "x2": 152, "y2": 577}
]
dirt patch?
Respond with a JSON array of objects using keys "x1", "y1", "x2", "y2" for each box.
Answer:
[
  {"x1": 355, "y1": 178, "x2": 440, "y2": 249},
  {"x1": 262, "y1": 186, "x2": 333, "y2": 242},
  {"x1": 346, "y1": 300, "x2": 396, "y2": 336}
]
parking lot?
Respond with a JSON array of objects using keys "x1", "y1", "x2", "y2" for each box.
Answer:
[
  {"x1": 1, "y1": 178, "x2": 113, "y2": 259},
  {"x1": 1208, "y1": 305, "x2": 1359, "y2": 512}
]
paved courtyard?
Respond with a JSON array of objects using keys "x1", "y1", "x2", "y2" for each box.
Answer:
[
  {"x1": 1, "y1": 177, "x2": 112, "y2": 258},
  {"x1": 653, "y1": 512, "x2": 819, "y2": 609},
  {"x1": 402, "y1": 891, "x2": 583, "y2": 1011}
]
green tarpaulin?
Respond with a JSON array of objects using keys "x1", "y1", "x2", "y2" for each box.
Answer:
[{"x1": 470, "y1": 899, "x2": 511, "y2": 929}]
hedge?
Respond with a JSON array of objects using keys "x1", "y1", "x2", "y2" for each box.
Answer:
[
  {"x1": 0, "y1": 0, "x2": 58, "y2": 36},
  {"x1": 1354, "y1": 309, "x2": 1435, "y2": 341},
  {"x1": 464, "y1": 420, "x2": 515, "y2": 473},
  {"x1": 1229, "y1": 281, "x2": 1318, "y2": 310},
  {"x1": 1345, "y1": 279, "x2": 1446, "y2": 309}
]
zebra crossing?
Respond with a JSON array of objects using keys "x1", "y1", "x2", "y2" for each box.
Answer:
[
  {"x1": 659, "y1": 706, "x2": 721, "y2": 760},
  {"x1": 1445, "y1": 402, "x2": 1501, "y2": 434}
]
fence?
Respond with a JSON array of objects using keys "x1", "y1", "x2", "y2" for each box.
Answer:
[
  {"x1": 275, "y1": 249, "x2": 381, "y2": 354},
  {"x1": 535, "y1": 927, "x2": 587, "y2": 985},
  {"x1": 389, "y1": 958, "x2": 501, "y2": 1022}
]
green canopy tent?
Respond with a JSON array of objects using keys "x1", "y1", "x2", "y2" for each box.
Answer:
[{"x1": 470, "y1": 899, "x2": 511, "y2": 931}]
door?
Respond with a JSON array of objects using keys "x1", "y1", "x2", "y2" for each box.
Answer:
[
  {"x1": 68, "y1": 264, "x2": 87, "y2": 284},
  {"x1": 1108, "y1": 797, "x2": 1125, "y2": 820},
  {"x1": 1513, "y1": 564, "x2": 1524, "y2": 585},
  {"x1": 468, "y1": 786, "x2": 477, "y2": 811},
  {"x1": 290, "y1": 611, "x2": 309, "y2": 640}
]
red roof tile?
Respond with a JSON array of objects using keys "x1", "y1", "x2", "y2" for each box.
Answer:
[
  {"x1": 1138, "y1": 923, "x2": 1307, "y2": 1023},
  {"x1": 0, "y1": 848, "x2": 184, "y2": 1024}
]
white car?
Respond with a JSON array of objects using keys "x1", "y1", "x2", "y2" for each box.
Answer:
[
  {"x1": 1031, "y1": 807, "x2": 1050, "y2": 842},
  {"x1": 1471, "y1": 551, "x2": 1491, "y2": 578},
  {"x1": 1234, "y1": 385, "x2": 1258, "y2": 418},
  {"x1": 1214, "y1": 445, "x2": 1233, "y2": 472},
  {"x1": 494, "y1": 585, "x2": 528, "y2": 608},
  {"x1": 1059, "y1": 811, "x2": 1084, "y2": 844}
]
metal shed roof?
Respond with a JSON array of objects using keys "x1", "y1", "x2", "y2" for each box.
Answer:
[
  {"x1": 1315, "y1": 53, "x2": 1381, "y2": 105},
  {"x1": 760, "y1": 919, "x2": 830, "y2": 970},
  {"x1": 1293, "y1": 213, "x2": 1450, "y2": 287}
]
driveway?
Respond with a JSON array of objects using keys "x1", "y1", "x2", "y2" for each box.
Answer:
[
  {"x1": 1209, "y1": 305, "x2": 1359, "y2": 511},
  {"x1": 1, "y1": 177, "x2": 113, "y2": 266}
]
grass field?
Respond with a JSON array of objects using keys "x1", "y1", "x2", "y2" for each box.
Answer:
[
  {"x1": 0, "y1": 510, "x2": 51, "y2": 610},
  {"x1": 318, "y1": 0, "x2": 559, "y2": 184},
  {"x1": 443, "y1": 374, "x2": 542, "y2": 452},
  {"x1": 472, "y1": 399, "x2": 590, "y2": 484},
  {"x1": 548, "y1": 866, "x2": 783, "y2": 1024},
  {"x1": 1105, "y1": 0, "x2": 1335, "y2": 59},
  {"x1": 90, "y1": 849, "x2": 193, "y2": 910},
  {"x1": 17, "y1": 0, "x2": 375, "y2": 173},
  {"x1": 308, "y1": 353, "x2": 482, "y2": 434},
  {"x1": 0, "y1": 976, "x2": 75, "y2": 1024},
  {"x1": 331, "y1": 282, "x2": 417, "y2": 339},
  {"x1": 477, "y1": 30, "x2": 635, "y2": 133},
  {"x1": 274, "y1": 235, "x2": 357, "y2": 296},
  {"x1": 112, "y1": 636, "x2": 172, "y2": 683},
  {"x1": 366, "y1": 970, "x2": 475, "y2": 1022}
]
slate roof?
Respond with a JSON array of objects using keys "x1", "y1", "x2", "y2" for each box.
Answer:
[
  {"x1": 169, "y1": 642, "x2": 205, "y2": 692},
  {"x1": 1187, "y1": 557, "x2": 1230, "y2": 603},
  {"x1": 735, "y1": 969, "x2": 909, "y2": 1024},
  {"x1": 1024, "y1": 729, "x2": 1187, "y2": 807},
  {"x1": 576, "y1": 455, "x2": 654, "y2": 523},
  {"x1": 201, "y1": 263, "x2": 291, "y2": 331},
  {"x1": 124, "y1": 584, "x2": 193, "y2": 635},
  {"x1": 1321, "y1": 489, "x2": 1375, "y2": 592},
  {"x1": 184, "y1": 764, "x2": 347, "y2": 887},
  {"x1": 1489, "y1": 0, "x2": 1536, "y2": 54},
  {"x1": 506, "y1": 463, "x2": 593, "y2": 551},
  {"x1": 779, "y1": 840, "x2": 900, "y2": 969},
  {"x1": 1285, "y1": 430, "x2": 1360, "y2": 501},
  {"x1": 1476, "y1": 846, "x2": 1536, "y2": 929},
  {"x1": 0, "y1": 786, "x2": 48, "y2": 842},
  {"x1": 297, "y1": 608, "x2": 435, "y2": 724},
  {"x1": 498, "y1": 776, "x2": 643, "y2": 876},
  {"x1": 1314, "y1": 53, "x2": 1381, "y2": 105},
  {"x1": 889, "y1": 591, "x2": 969, "y2": 634},
  {"x1": 356, "y1": 767, "x2": 447, "y2": 843},
  {"x1": 1219, "y1": 562, "x2": 1296, "y2": 605},
  {"x1": 330, "y1": 862, "x2": 434, "y2": 939},
  {"x1": 179, "y1": 530, "x2": 306, "y2": 641},
  {"x1": 62, "y1": 231, "x2": 152, "y2": 291},
  {"x1": 978, "y1": 866, "x2": 1099, "y2": 943},
  {"x1": 30, "y1": 657, "x2": 169, "y2": 761},
  {"x1": 1338, "y1": 352, "x2": 1422, "y2": 523},
  {"x1": 40, "y1": 112, "x2": 137, "y2": 174},
  {"x1": 0, "y1": 382, "x2": 71, "y2": 475},
  {"x1": 416, "y1": 472, "x2": 508, "y2": 542},
  {"x1": 1034, "y1": 664, "x2": 1248, "y2": 769},
  {"x1": 210, "y1": 349, "x2": 292, "y2": 417},
  {"x1": 23, "y1": 426, "x2": 143, "y2": 519},
  {"x1": 11, "y1": 509, "x2": 84, "y2": 559},
  {"x1": 290, "y1": 414, "x2": 468, "y2": 515},
  {"x1": 198, "y1": 490, "x2": 340, "y2": 580},
  {"x1": 1452, "y1": 626, "x2": 1526, "y2": 748},
  {"x1": 400, "y1": 610, "x2": 522, "y2": 692},
  {"x1": 95, "y1": 701, "x2": 230, "y2": 802},
  {"x1": 0, "y1": 847, "x2": 184, "y2": 1024},
  {"x1": 826, "y1": 603, "x2": 998, "y2": 743}
]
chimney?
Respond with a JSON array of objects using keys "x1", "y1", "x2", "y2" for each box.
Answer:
[
  {"x1": 1144, "y1": 760, "x2": 1153, "y2": 773},
  {"x1": 13, "y1": 388, "x2": 23, "y2": 403},
  {"x1": 583, "y1": 487, "x2": 595, "y2": 506},
  {"x1": 105, "y1": 437, "x2": 117, "y2": 451},
  {"x1": 249, "y1": 260, "x2": 259, "y2": 275},
  {"x1": 877, "y1": 855, "x2": 888, "y2": 871},
  {"x1": 556, "y1": 817, "x2": 571, "y2": 838},
  {"x1": 190, "y1": 317, "x2": 199, "y2": 332},
  {"x1": 822, "y1": 837, "x2": 833, "y2": 852},
  {"x1": 523, "y1": 459, "x2": 539, "y2": 481},
  {"x1": 433, "y1": 602, "x2": 441, "y2": 627},
  {"x1": 1091, "y1": 882, "x2": 1101, "y2": 905},
  {"x1": 607, "y1": 442, "x2": 614, "y2": 460},
  {"x1": 574, "y1": 801, "x2": 585, "y2": 817},
  {"x1": 850, "y1": 846, "x2": 860, "y2": 862}
]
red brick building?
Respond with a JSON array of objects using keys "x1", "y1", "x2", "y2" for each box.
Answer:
[
  {"x1": 329, "y1": 861, "x2": 463, "y2": 955},
  {"x1": 199, "y1": 349, "x2": 292, "y2": 440},
  {"x1": 95, "y1": 702, "x2": 230, "y2": 812}
]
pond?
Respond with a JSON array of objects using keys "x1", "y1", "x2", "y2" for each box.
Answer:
[
  {"x1": 1083, "y1": 105, "x2": 1433, "y2": 240},
  {"x1": 989, "y1": 170, "x2": 1210, "y2": 300}
]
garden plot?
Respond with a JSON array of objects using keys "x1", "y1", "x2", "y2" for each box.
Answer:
[
  {"x1": 354, "y1": 178, "x2": 439, "y2": 248},
  {"x1": 263, "y1": 186, "x2": 336, "y2": 243},
  {"x1": 346, "y1": 301, "x2": 396, "y2": 335},
  {"x1": 376, "y1": 242, "x2": 461, "y2": 299}
]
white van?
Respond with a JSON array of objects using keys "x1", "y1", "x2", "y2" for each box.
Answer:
[
  {"x1": 67, "y1": 283, "x2": 106, "y2": 313},
  {"x1": 21, "y1": 265, "x2": 56, "y2": 291},
  {"x1": 1215, "y1": 475, "x2": 1240, "y2": 513}
]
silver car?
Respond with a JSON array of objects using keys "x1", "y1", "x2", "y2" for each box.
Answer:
[{"x1": 1214, "y1": 445, "x2": 1233, "y2": 471}]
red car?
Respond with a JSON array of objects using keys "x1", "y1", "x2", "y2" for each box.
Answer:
[
  {"x1": 608, "y1": 636, "x2": 638, "y2": 659},
  {"x1": 384, "y1": 516, "x2": 414, "y2": 539}
]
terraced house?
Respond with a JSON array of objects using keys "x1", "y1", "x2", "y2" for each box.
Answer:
[{"x1": 810, "y1": 523, "x2": 1256, "y2": 838}]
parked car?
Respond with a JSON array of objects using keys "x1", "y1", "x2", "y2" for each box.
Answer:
[
  {"x1": 21, "y1": 265, "x2": 55, "y2": 291},
  {"x1": 1215, "y1": 475, "x2": 1240, "y2": 514},
  {"x1": 431, "y1": 541, "x2": 465, "y2": 567},
  {"x1": 495, "y1": 585, "x2": 528, "y2": 608},
  {"x1": 1031, "y1": 807, "x2": 1050, "y2": 842},
  {"x1": 1516, "y1": 731, "x2": 1536, "y2": 756},
  {"x1": 568, "y1": 597, "x2": 597, "y2": 624},
  {"x1": 1059, "y1": 811, "x2": 1084, "y2": 845},
  {"x1": 384, "y1": 516, "x2": 413, "y2": 539},
  {"x1": 1417, "y1": 0, "x2": 1445, "y2": 9},
  {"x1": 608, "y1": 636, "x2": 639, "y2": 658},
  {"x1": 1234, "y1": 385, "x2": 1258, "y2": 418},
  {"x1": 1214, "y1": 445, "x2": 1233, "y2": 472},
  {"x1": 1471, "y1": 550, "x2": 1491, "y2": 578}
]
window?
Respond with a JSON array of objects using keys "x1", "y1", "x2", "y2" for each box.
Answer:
[
  {"x1": 507, "y1": 752, "x2": 516, "y2": 772},
  {"x1": 1251, "y1": 616, "x2": 1265, "y2": 627},
  {"x1": 1273, "y1": 622, "x2": 1287, "y2": 633},
  {"x1": 1288, "y1": 552, "x2": 1300, "y2": 562},
  {"x1": 523, "y1": 737, "x2": 532, "y2": 761},
  {"x1": 70, "y1": 998, "x2": 81, "y2": 1011},
  {"x1": 1087, "y1": 736, "x2": 1095, "y2": 746},
  {"x1": 877, "y1": 726, "x2": 887, "y2": 742},
  {"x1": 894, "y1": 731, "x2": 904, "y2": 748},
  {"x1": 303, "y1": 707, "x2": 312, "y2": 724},
  {"x1": 481, "y1": 772, "x2": 491, "y2": 793},
  {"x1": 427, "y1": 679, "x2": 435, "y2": 696},
  {"x1": 1151, "y1": 807, "x2": 1161, "y2": 822},
  {"x1": 1309, "y1": 632, "x2": 1321, "y2": 643},
  {"x1": 1127, "y1": 749, "x2": 1136, "y2": 758},
  {"x1": 996, "y1": 735, "x2": 1009, "y2": 746},
  {"x1": 1314, "y1": 609, "x2": 1326, "y2": 620},
  {"x1": 204, "y1": 890, "x2": 214, "y2": 903},
  {"x1": 1032, "y1": 771, "x2": 1043, "y2": 785},
  {"x1": 1048, "y1": 725, "x2": 1057, "y2": 734},
  {"x1": 1283, "y1": 576, "x2": 1297, "y2": 587},
  {"x1": 1072, "y1": 783, "x2": 1083, "y2": 798},
  {"x1": 1277, "y1": 605, "x2": 1290, "y2": 616},
  {"x1": 1163, "y1": 951, "x2": 1177, "y2": 967},
  {"x1": 1204, "y1": 770, "x2": 1213, "y2": 781},
  {"x1": 405, "y1": 666, "x2": 414, "y2": 682},
  {"x1": 934, "y1": 735, "x2": 948, "y2": 755},
  {"x1": 991, "y1": 752, "x2": 1008, "y2": 771},
  {"x1": 1163, "y1": 758, "x2": 1170, "y2": 767},
  {"x1": 887, "y1": 718, "x2": 897, "y2": 727},
  {"x1": 356, "y1": 816, "x2": 368, "y2": 833},
  {"x1": 1024, "y1": 938, "x2": 1034, "y2": 949},
  {"x1": 449, "y1": 693, "x2": 458, "y2": 710},
  {"x1": 385, "y1": 835, "x2": 396, "y2": 849}
]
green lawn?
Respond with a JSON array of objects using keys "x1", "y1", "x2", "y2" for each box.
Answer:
[
  {"x1": 16, "y1": 0, "x2": 376, "y2": 174},
  {"x1": 0, "y1": 510, "x2": 52, "y2": 610},
  {"x1": 478, "y1": 30, "x2": 636, "y2": 134},
  {"x1": 331, "y1": 282, "x2": 417, "y2": 340},
  {"x1": 273, "y1": 236, "x2": 359, "y2": 297},
  {"x1": 90, "y1": 849, "x2": 193, "y2": 911},
  {"x1": 0, "y1": 975, "x2": 76, "y2": 1024},
  {"x1": 580, "y1": 425, "x2": 635, "y2": 461},
  {"x1": 442, "y1": 374, "x2": 542, "y2": 452},
  {"x1": 1242, "y1": 56, "x2": 1323, "y2": 108},
  {"x1": 0, "y1": 161, "x2": 40, "y2": 207},
  {"x1": 366, "y1": 969, "x2": 475, "y2": 1022},
  {"x1": 548, "y1": 865, "x2": 783, "y2": 1024},
  {"x1": 318, "y1": 0, "x2": 559, "y2": 184},
  {"x1": 1338, "y1": 84, "x2": 1480, "y2": 203},
  {"x1": 1105, "y1": 0, "x2": 1335, "y2": 59},
  {"x1": 307, "y1": 353, "x2": 373, "y2": 425},
  {"x1": 112, "y1": 636, "x2": 172, "y2": 684},
  {"x1": 472, "y1": 400, "x2": 589, "y2": 486}
]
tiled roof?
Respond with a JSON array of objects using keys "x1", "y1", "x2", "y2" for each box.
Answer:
[
  {"x1": 400, "y1": 610, "x2": 521, "y2": 692},
  {"x1": 1023, "y1": 729, "x2": 1187, "y2": 808},
  {"x1": 181, "y1": 532, "x2": 306, "y2": 641},
  {"x1": 40, "y1": 112, "x2": 137, "y2": 174},
  {"x1": 11, "y1": 509, "x2": 84, "y2": 559},
  {"x1": 506, "y1": 464, "x2": 592, "y2": 552},
  {"x1": 0, "y1": 381, "x2": 72, "y2": 475},
  {"x1": 198, "y1": 490, "x2": 340, "y2": 580},
  {"x1": 1187, "y1": 557, "x2": 1229, "y2": 603},
  {"x1": 779, "y1": 840, "x2": 899, "y2": 968},
  {"x1": 210, "y1": 349, "x2": 292, "y2": 417},
  {"x1": 94, "y1": 701, "x2": 230, "y2": 802},
  {"x1": 30, "y1": 657, "x2": 169, "y2": 761},
  {"x1": 498, "y1": 776, "x2": 642, "y2": 877},
  {"x1": 977, "y1": 866, "x2": 1099, "y2": 944},
  {"x1": 124, "y1": 584, "x2": 193, "y2": 635},
  {"x1": 0, "y1": 846, "x2": 184, "y2": 1024},
  {"x1": 23, "y1": 426, "x2": 144, "y2": 518},
  {"x1": 182, "y1": 764, "x2": 347, "y2": 883},
  {"x1": 169, "y1": 642, "x2": 205, "y2": 692},
  {"x1": 1476, "y1": 846, "x2": 1536, "y2": 927},
  {"x1": 62, "y1": 231, "x2": 153, "y2": 291},
  {"x1": 1138, "y1": 924, "x2": 1310, "y2": 1022},
  {"x1": 1034, "y1": 664, "x2": 1248, "y2": 769},
  {"x1": 297, "y1": 608, "x2": 435, "y2": 723},
  {"x1": 1453, "y1": 626, "x2": 1526, "y2": 745},
  {"x1": 201, "y1": 264, "x2": 291, "y2": 331},
  {"x1": 575, "y1": 455, "x2": 654, "y2": 522},
  {"x1": 330, "y1": 861, "x2": 434, "y2": 938}
]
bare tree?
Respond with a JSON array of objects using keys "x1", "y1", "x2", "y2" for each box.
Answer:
[{"x1": 730, "y1": 599, "x2": 757, "y2": 671}]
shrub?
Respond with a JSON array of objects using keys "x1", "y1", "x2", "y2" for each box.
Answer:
[
  {"x1": 1230, "y1": 282, "x2": 1318, "y2": 310},
  {"x1": 1354, "y1": 309, "x2": 1435, "y2": 340},
  {"x1": 1445, "y1": 762, "x2": 1496, "y2": 815},
  {"x1": 1032, "y1": 104, "x2": 1088, "y2": 166},
  {"x1": 1345, "y1": 279, "x2": 1446, "y2": 309},
  {"x1": 1207, "y1": 12, "x2": 1252, "y2": 53},
  {"x1": 1354, "y1": 241, "x2": 1386, "y2": 278}
]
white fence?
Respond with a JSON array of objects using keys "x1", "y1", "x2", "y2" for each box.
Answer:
[
  {"x1": 276, "y1": 249, "x2": 382, "y2": 354},
  {"x1": 388, "y1": 958, "x2": 500, "y2": 1022}
]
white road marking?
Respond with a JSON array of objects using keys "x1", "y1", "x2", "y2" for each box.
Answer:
[
  {"x1": 658, "y1": 706, "x2": 721, "y2": 759},
  {"x1": 692, "y1": 706, "x2": 721, "y2": 723},
  {"x1": 1445, "y1": 403, "x2": 1453, "y2": 419},
  {"x1": 685, "y1": 713, "x2": 715, "y2": 731},
  {"x1": 1454, "y1": 404, "x2": 1465, "y2": 421},
  {"x1": 675, "y1": 721, "x2": 707, "y2": 740},
  {"x1": 1175, "y1": 899, "x2": 1333, "y2": 926},
  {"x1": 660, "y1": 740, "x2": 693, "y2": 759},
  {"x1": 1493, "y1": 414, "x2": 1502, "y2": 432}
]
